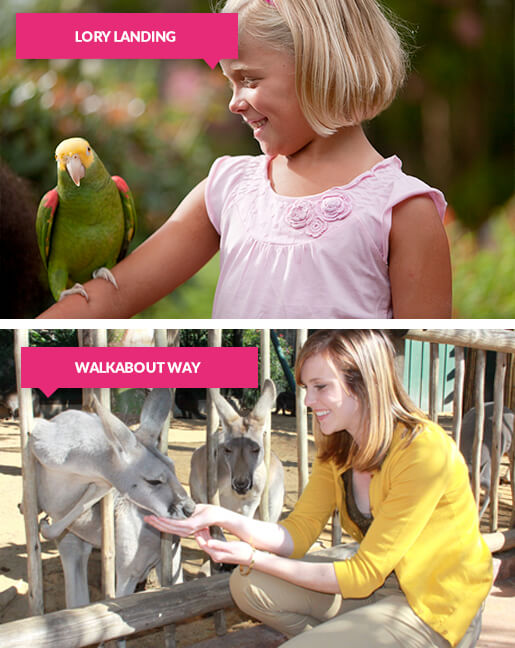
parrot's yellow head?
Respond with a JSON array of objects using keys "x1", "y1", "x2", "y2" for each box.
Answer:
[{"x1": 55, "y1": 137, "x2": 95, "y2": 187}]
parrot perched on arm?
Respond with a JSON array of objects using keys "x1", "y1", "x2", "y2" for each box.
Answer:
[{"x1": 36, "y1": 137, "x2": 137, "y2": 302}]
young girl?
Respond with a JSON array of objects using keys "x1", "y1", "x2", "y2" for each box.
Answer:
[
  {"x1": 146, "y1": 330, "x2": 492, "y2": 648},
  {"x1": 39, "y1": 0, "x2": 452, "y2": 319}
]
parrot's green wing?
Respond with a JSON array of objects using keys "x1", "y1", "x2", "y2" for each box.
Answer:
[
  {"x1": 112, "y1": 176, "x2": 137, "y2": 260},
  {"x1": 35, "y1": 188, "x2": 59, "y2": 269}
]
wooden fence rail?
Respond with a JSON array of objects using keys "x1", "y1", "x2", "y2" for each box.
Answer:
[
  {"x1": 405, "y1": 329, "x2": 515, "y2": 354},
  {"x1": 0, "y1": 574, "x2": 232, "y2": 648}
]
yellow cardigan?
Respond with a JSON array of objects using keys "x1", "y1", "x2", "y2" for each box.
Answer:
[{"x1": 280, "y1": 420, "x2": 493, "y2": 647}]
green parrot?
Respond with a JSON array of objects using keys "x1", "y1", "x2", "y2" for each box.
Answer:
[{"x1": 36, "y1": 137, "x2": 136, "y2": 301}]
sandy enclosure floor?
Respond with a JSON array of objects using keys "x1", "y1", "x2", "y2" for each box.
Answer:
[{"x1": 0, "y1": 414, "x2": 512, "y2": 647}]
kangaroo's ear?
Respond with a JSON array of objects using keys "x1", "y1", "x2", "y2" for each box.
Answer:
[
  {"x1": 252, "y1": 379, "x2": 277, "y2": 420},
  {"x1": 134, "y1": 388, "x2": 172, "y2": 447},
  {"x1": 93, "y1": 395, "x2": 138, "y2": 460},
  {"x1": 210, "y1": 388, "x2": 240, "y2": 426}
]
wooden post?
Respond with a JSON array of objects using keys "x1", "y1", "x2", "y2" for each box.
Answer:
[
  {"x1": 259, "y1": 329, "x2": 271, "y2": 522},
  {"x1": 14, "y1": 329, "x2": 44, "y2": 616},
  {"x1": 207, "y1": 330, "x2": 222, "y2": 506},
  {"x1": 391, "y1": 335, "x2": 406, "y2": 381},
  {"x1": 489, "y1": 353, "x2": 507, "y2": 532},
  {"x1": 510, "y1": 433, "x2": 515, "y2": 529},
  {"x1": 206, "y1": 329, "x2": 225, "y2": 637},
  {"x1": 80, "y1": 330, "x2": 116, "y2": 610},
  {"x1": 93, "y1": 330, "x2": 116, "y2": 605},
  {"x1": 78, "y1": 329, "x2": 94, "y2": 411},
  {"x1": 154, "y1": 328, "x2": 178, "y2": 648},
  {"x1": 428, "y1": 343, "x2": 439, "y2": 422},
  {"x1": 296, "y1": 329, "x2": 309, "y2": 497},
  {"x1": 471, "y1": 351, "x2": 486, "y2": 508},
  {"x1": 452, "y1": 345, "x2": 465, "y2": 448},
  {"x1": 154, "y1": 329, "x2": 174, "y2": 457}
]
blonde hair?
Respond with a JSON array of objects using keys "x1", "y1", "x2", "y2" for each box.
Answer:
[
  {"x1": 295, "y1": 330, "x2": 428, "y2": 472},
  {"x1": 218, "y1": 0, "x2": 409, "y2": 136}
]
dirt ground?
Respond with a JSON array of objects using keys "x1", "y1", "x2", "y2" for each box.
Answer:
[{"x1": 0, "y1": 414, "x2": 512, "y2": 647}]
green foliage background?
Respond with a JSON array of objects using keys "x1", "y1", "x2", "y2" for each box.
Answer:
[{"x1": 1, "y1": 0, "x2": 513, "y2": 318}]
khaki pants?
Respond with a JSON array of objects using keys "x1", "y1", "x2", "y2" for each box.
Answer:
[{"x1": 229, "y1": 544, "x2": 483, "y2": 648}]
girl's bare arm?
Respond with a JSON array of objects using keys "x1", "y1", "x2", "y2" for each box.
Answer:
[
  {"x1": 389, "y1": 195, "x2": 452, "y2": 318},
  {"x1": 37, "y1": 179, "x2": 219, "y2": 318}
]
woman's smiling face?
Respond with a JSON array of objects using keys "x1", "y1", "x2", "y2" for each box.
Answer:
[
  {"x1": 220, "y1": 35, "x2": 317, "y2": 157},
  {"x1": 301, "y1": 352, "x2": 363, "y2": 442}
]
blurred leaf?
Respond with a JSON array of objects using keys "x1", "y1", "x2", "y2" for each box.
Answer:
[{"x1": 451, "y1": 200, "x2": 515, "y2": 317}]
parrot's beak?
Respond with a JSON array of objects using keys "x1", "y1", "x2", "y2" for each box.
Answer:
[{"x1": 66, "y1": 156, "x2": 86, "y2": 187}]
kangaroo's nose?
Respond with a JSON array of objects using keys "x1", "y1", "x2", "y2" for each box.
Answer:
[
  {"x1": 182, "y1": 497, "x2": 196, "y2": 517},
  {"x1": 168, "y1": 496, "x2": 196, "y2": 519},
  {"x1": 232, "y1": 477, "x2": 252, "y2": 495}
]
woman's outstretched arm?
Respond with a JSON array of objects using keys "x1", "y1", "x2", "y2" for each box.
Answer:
[
  {"x1": 146, "y1": 504, "x2": 341, "y2": 594},
  {"x1": 145, "y1": 503, "x2": 294, "y2": 556},
  {"x1": 195, "y1": 529, "x2": 340, "y2": 594},
  {"x1": 37, "y1": 179, "x2": 219, "y2": 318}
]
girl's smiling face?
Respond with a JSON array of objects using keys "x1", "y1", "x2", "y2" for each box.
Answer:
[
  {"x1": 301, "y1": 352, "x2": 363, "y2": 442},
  {"x1": 220, "y1": 35, "x2": 317, "y2": 157}
]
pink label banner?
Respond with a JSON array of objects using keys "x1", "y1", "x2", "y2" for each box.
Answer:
[
  {"x1": 16, "y1": 13, "x2": 238, "y2": 68},
  {"x1": 22, "y1": 346, "x2": 257, "y2": 397}
]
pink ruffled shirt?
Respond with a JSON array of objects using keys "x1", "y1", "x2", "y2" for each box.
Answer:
[{"x1": 205, "y1": 154, "x2": 446, "y2": 318}]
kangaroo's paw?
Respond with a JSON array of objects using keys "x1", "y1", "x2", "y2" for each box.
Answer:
[
  {"x1": 92, "y1": 267, "x2": 118, "y2": 289},
  {"x1": 39, "y1": 515, "x2": 57, "y2": 539},
  {"x1": 59, "y1": 283, "x2": 89, "y2": 302}
]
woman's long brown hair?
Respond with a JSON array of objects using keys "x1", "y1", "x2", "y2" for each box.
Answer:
[{"x1": 295, "y1": 330, "x2": 428, "y2": 472}]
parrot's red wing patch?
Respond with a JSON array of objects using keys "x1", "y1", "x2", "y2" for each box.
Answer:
[
  {"x1": 113, "y1": 175, "x2": 137, "y2": 260},
  {"x1": 43, "y1": 188, "x2": 59, "y2": 215},
  {"x1": 112, "y1": 175, "x2": 130, "y2": 195},
  {"x1": 36, "y1": 187, "x2": 59, "y2": 268}
]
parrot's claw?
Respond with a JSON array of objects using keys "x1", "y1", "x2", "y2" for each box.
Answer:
[
  {"x1": 59, "y1": 283, "x2": 90, "y2": 302},
  {"x1": 92, "y1": 267, "x2": 119, "y2": 289}
]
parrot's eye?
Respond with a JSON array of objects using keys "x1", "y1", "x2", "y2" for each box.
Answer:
[{"x1": 87, "y1": 147, "x2": 91, "y2": 154}]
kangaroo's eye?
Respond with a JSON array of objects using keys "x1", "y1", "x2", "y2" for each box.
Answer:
[
  {"x1": 145, "y1": 478, "x2": 163, "y2": 486},
  {"x1": 223, "y1": 446, "x2": 233, "y2": 454},
  {"x1": 251, "y1": 447, "x2": 260, "y2": 454}
]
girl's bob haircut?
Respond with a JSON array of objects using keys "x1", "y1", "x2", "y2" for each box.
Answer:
[
  {"x1": 295, "y1": 330, "x2": 428, "y2": 472},
  {"x1": 219, "y1": 0, "x2": 409, "y2": 136}
]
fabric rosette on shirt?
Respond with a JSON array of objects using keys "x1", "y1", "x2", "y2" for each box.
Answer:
[{"x1": 285, "y1": 192, "x2": 352, "y2": 238}]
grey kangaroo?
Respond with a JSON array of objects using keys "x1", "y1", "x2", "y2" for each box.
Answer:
[
  {"x1": 30, "y1": 388, "x2": 195, "y2": 609},
  {"x1": 189, "y1": 379, "x2": 285, "y2": 522}
]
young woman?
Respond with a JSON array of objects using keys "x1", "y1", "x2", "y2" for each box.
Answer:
[{"x1": 146, "y1": 330, "x2": 491, "y2": 647}]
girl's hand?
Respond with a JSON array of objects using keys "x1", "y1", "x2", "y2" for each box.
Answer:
[
  {"x1": 144, "y1": 503, "x2": 227, "y2": 537},
  {"x1": 195, "y1": 529, "x2": 254, "y2": 567}
]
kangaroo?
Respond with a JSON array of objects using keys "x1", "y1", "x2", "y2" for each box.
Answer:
[
  {"x1": 460, "y1": 402, "x2": 513, "y2": 519},
  {"x1": 175, "y1": 388, "x2": 207, "y2": 420},
  {"x1": 189, "y1": 379, "x2": 284, "y2": 522},
  {"x1": 275, "y1": 390, "x2": 296, "y2": 416},
  {"x1": 30, "y1": 388, "x2": 195, "y2": 610}
]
